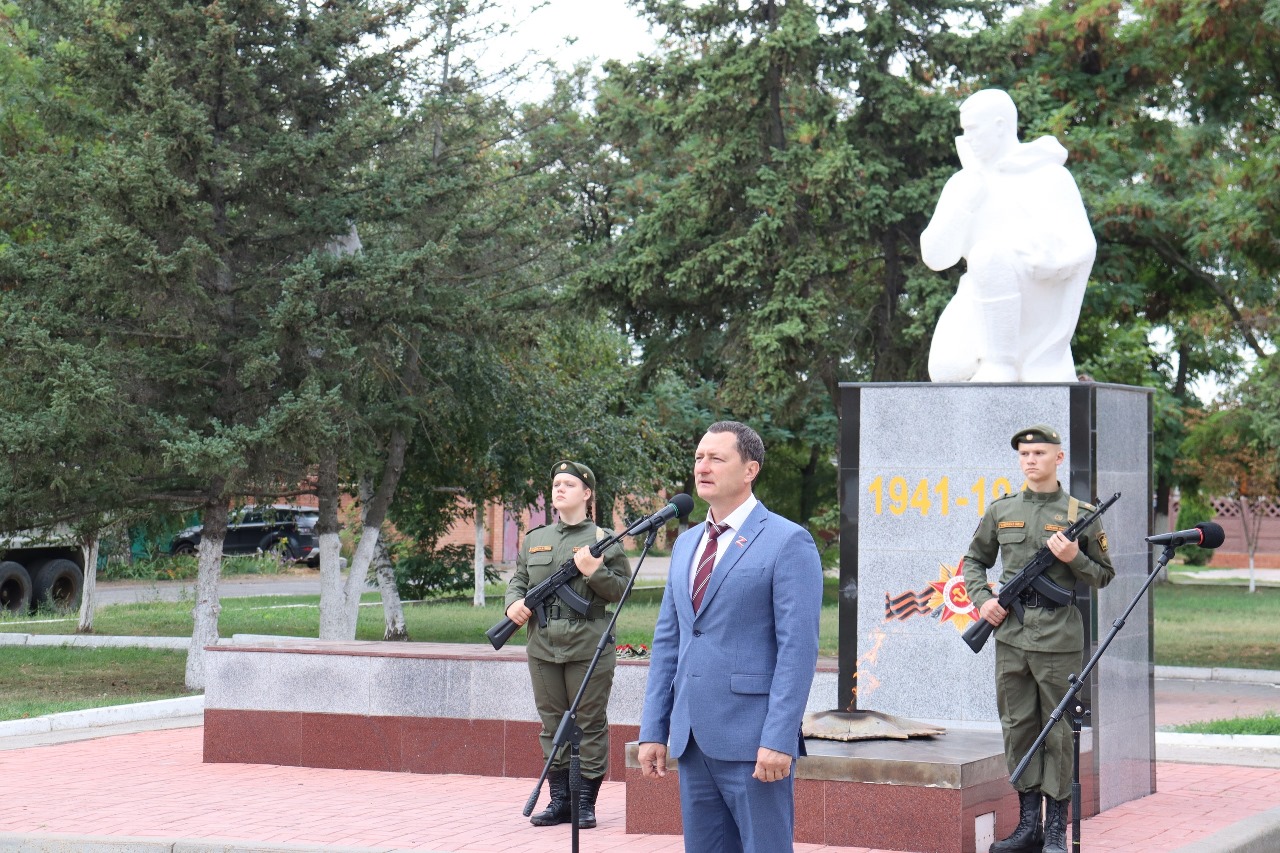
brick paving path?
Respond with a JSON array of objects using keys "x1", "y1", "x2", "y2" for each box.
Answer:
[{"x1": 2, "y1": 726, "x2": 1278, "y2": 852}]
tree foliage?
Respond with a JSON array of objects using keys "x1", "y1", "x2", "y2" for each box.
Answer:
[
  {"x1": 980, "y1": 0, "x2": 1279, "y2": 515},
  {"x1": 579, "y1": 0, "x2": 1019, "y2": 527},
  {"x1": 2, "y1": 0, "x2": 1278, "y2": 609}
]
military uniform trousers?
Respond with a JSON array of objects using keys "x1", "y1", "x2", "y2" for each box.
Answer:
[
  {"x1": 996, "y1": 642, "x2": 1078, "y2": 802},
  {"x1": 528, "y1": 650, "x2": 615, "y2": 779}
]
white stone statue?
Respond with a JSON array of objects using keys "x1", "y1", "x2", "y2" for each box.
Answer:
[{"x1": 921, "y1": 89, "x2": 1096, "y2": 383}]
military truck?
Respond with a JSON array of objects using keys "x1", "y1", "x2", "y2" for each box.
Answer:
[{"x1": 0, "y1": 527, "x2": 85, "y2": 614}]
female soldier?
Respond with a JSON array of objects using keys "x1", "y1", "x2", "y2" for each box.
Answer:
[{"x1": 504, "y1": 460, "x2": 630, "y2": 829}]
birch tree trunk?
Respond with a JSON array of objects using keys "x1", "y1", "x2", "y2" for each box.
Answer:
[
  {"x1": 373, "y1": 536, "x2": 407, "y2": 640},
  {"x1": 473, "y1": 502, "x2": 487, "y2": 607},
  {"x1": 186, "y1": 500, "x2": 228, "y2": 690},
  {"x1": 316, "y1": 302, "x2": 420, "y2": 638},
  {"x1": 338, "y1": 519, "x2": 380, "y2": 636},
  {"x1": 317, "y1": 454, "x2": 353, "y2": 639},
  {"x1": 317, "y1": 425, "x2": 413, "y2": 639},
  {"x1": 1241, "y1": 496, "x2": 1259, "y2": 594},
  {"x1": 76, "y1": 536, "x2": 100, "y2": 634},
  {"x1": 362, "y1": 475, "x2": 407, "y2": 640}
]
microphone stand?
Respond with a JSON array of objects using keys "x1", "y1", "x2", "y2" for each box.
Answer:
[
  {"x1": 1011, "y1": 543, "x2": 1177, "y2": 852},
  {"x1": 521, "y1": 520, "x2": 664, "y2": 852}
]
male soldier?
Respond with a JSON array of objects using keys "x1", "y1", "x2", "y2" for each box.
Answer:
[
  {"x1": 505, "y1": 460, "x2": 631, "y2": 828},
  {"x1": 963, "y1": 426, "x2": 1114, "y2": 853}
]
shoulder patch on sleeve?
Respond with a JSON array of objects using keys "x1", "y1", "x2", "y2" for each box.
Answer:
[{"x1": 1098, "y1": 531, "x2": 1109, "y2": 553}]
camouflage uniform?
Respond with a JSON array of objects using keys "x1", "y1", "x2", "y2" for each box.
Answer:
[{"x1": 963, "y1": 429, "x2": 1114, "y2": 803}]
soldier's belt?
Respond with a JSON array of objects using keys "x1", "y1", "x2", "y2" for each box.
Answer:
[
  {"x1": 1019, "y1": 589, "x2": 1060, "y2": 610},
  {"x1": 544, "y1": 601, "x2": 608, "y2": 621}
]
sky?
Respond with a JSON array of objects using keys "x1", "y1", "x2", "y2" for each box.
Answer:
[
  {"x1": 484, "y1": 0, "x2": 659, "y2": 93},
  {"x1": 501, "y1": 0, "x2": 656, "y2": 64}
]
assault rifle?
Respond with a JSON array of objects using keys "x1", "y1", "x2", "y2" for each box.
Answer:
[
  {"x1": 486, "y1": 493, "x2": 696, "y2": 651},
  {"x1": 962, "y1": 491, "x2": 1120, "y2": 654},
  {"x1": 486, "y1": 556, "x2": 594, "y2": 650}
]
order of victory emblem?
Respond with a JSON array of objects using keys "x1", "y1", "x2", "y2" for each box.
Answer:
[{"x1": 884, "y1": 560, "x2": 985, "y2": 633}]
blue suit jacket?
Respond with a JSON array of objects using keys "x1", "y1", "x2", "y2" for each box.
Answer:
[{"x1": 639, "y1": 500, "x2": 823, "y2": 762}]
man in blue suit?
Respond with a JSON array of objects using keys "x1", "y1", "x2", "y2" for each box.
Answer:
[{"x1": 637, "y1": 420, "x2": 824, "y2": 853}]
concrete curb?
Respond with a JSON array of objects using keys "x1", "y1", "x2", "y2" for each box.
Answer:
[
  {"x1": 1158, "y1": 732, "x2": 1280, "y2": 750},
  {"x1": 1156, "y1": 665, "x2": 1280, "y2": 685},
  {"x1": 0, "y1": 696, "x2": 204, "y2": 739},
  {"x1": 0, "y1": 633, "x2": 190, "y2": 649},
  {"x1": 1171, "y1": 806, "x2": 1280, "y2": 853},
  {"x1": 0, "y1": 834, "x2": 450, "y2": 853}
]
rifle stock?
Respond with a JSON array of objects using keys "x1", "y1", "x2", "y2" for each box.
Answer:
[
  {"x1": 962, "y1": 618, "x2": 994, "y2": 653},
  {"x1": 486, "y1": 617, "x2": 521, "y2": 650},
  {"x1": 961, "y1": 491, "x2": 1120, "y2": 654}
]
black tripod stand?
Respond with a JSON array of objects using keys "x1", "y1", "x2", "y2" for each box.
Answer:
[
  {"x1": 1011, "y1": 543, "x2": 1177, "y2": 852},
  {"x1": 521, "y1": 522, "x2": 665, "y2": 852}
]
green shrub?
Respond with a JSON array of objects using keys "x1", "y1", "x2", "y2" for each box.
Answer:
[
  {"x1": 393, "y1": 543, "x2": 499, "y2": 600},
  {"x1": 98, "y1": 553, "x2": 283, "y2": 582},
  {"x1": 99, "y1": 555, "x2": 195, "y2": 581},
  {"x1": 808, "y1": 503, "x2": 841, "y2": 570}
]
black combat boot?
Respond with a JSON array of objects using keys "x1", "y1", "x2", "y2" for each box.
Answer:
[
  {"x1": 1042, "y1": 797, "x2": 1068, "y2": 853},
  {"x1": 530, "y1": 769, "x2": 572, "y2": 826},
  {"x1": 576, "y1": 776, "x2": 604, "y2": 828},
  {"x1": 991, "y1": 789, "x2": 1044, "y2": 853}
]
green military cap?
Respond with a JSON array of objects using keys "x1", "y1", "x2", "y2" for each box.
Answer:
[
  {"x1": 551, "y1": 460, "x2": 596, "y2": 492},
  {"x1": 1011, "y1": 424, "x2": 1062, "y2": 449}
]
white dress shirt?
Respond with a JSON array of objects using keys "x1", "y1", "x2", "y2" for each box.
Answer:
[{"x1": 687, "y1": 494, "x2": 759, "y2": 589}]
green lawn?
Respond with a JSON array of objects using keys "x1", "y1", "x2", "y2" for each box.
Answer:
[
  {"x1": 1151, "y1": 584, "x2": 1280, "y2": 669},
  {"x1": 5, "y1": 579, "x2": 1275, "y2": 668},
  {"x1": 2, "y1": 593, "x2": 665, "y2": 647},
  {"x1": 0, "y1": 645, "x2": 193, "y2": 722},
  {"x1": 1172, "y1": 711, "x2": 1280, "y2": 735}
]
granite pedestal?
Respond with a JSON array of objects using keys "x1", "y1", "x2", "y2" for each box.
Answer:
[{"x1": 204, "y1": 638, "x2": 645, "y2": 781}]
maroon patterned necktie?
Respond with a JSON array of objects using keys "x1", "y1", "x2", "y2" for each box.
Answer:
[{"x1": 692, "y1": 522, "x2": 729, "y2": 613}]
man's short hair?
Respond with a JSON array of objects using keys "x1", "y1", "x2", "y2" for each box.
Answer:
[{"x1": 706, "y1": 420, "x2": 765, "y2": 468}]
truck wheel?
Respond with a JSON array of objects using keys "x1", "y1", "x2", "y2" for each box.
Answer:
[
  {"x1": 0, "y1": 561, "x2": 32, "y2": 614},
  {"x1": 33, "y1": 559, "x2": 84, "y2": 612}
]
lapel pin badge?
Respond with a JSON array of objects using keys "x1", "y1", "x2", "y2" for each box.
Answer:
[{"x1": 735, "y1": 535, "x2": 748, "y2": 548}]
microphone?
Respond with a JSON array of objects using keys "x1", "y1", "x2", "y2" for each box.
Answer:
[
  {"x1": 1146, "y1": 522, "x2": 1226, "y2": 549},
  {"x1": 620, "y1": 493, "x2": 695, "y2": 541}
]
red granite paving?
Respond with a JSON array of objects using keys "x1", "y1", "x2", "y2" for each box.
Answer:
[{"x1": 0, "y1": 726, "x2": 1277, "y2": 852}]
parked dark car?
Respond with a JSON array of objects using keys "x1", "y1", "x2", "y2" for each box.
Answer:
[{"x1": 169, "y1": 504, "x2": 321, "y2": 567}]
